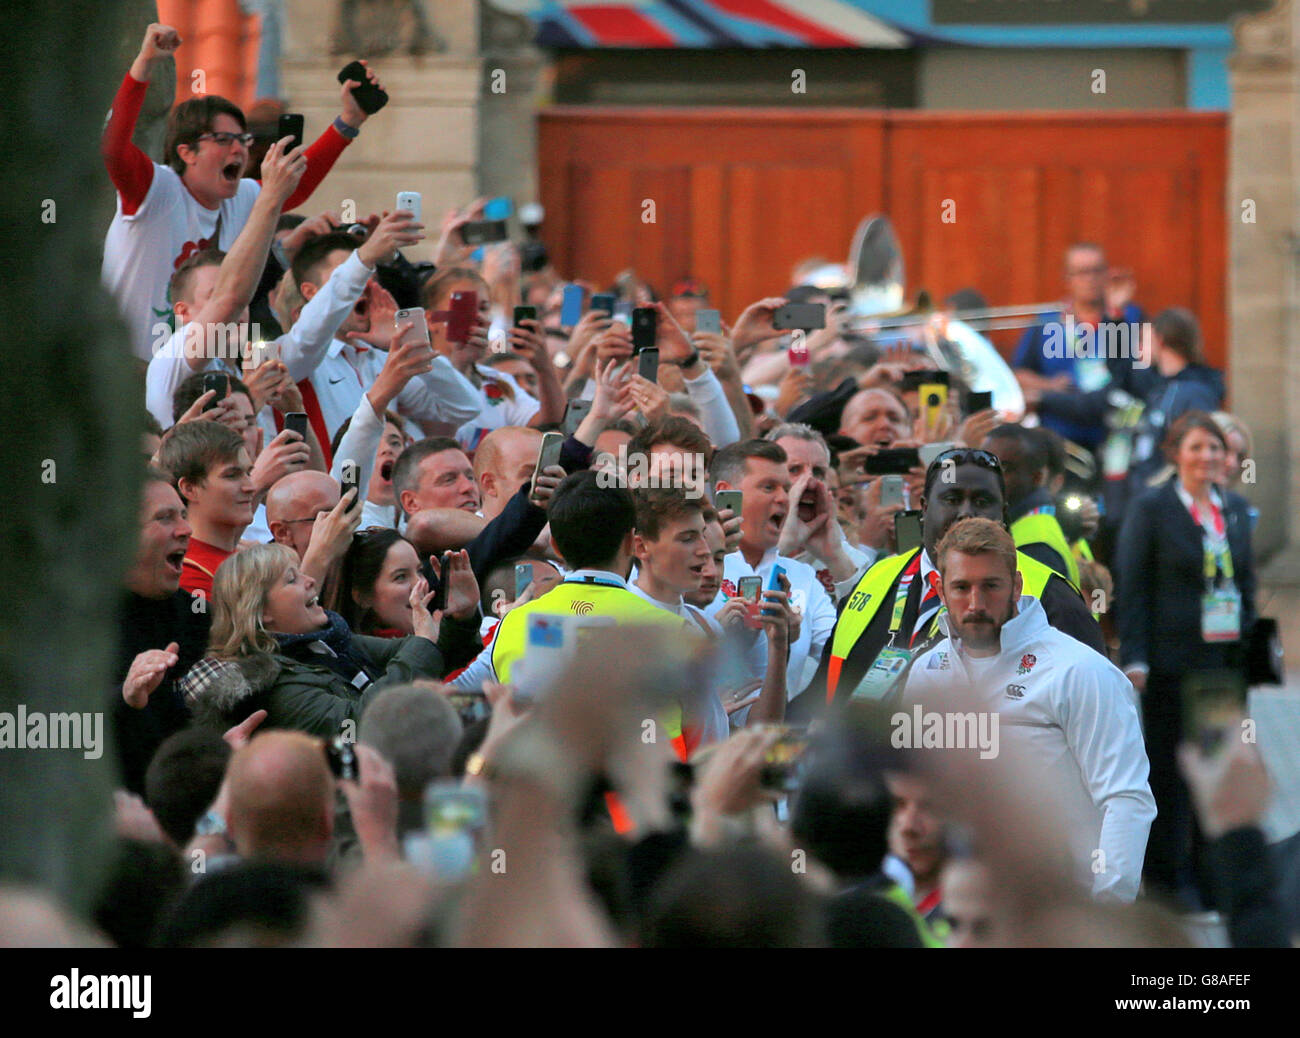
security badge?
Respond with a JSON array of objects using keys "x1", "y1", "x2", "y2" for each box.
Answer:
[
  {"x1": 1202, "y1": 587, "x2": 1241, "y2": 642},
  {"x1": 849, "y1": 647, "x2": 913, "y2": 701},
  {"x1": 926, "y1": 652, "x2": 950, "y2": 671}
]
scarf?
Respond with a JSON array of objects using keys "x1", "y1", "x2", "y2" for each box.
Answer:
[{"x1": 273, "y1": 609, "x2": 373, "y2": 684}]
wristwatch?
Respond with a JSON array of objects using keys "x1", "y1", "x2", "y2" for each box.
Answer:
[{"x1": 675, "y1": 348, "x2": 701, "y2": 369}]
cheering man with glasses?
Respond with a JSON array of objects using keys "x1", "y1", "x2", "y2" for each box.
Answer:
[
  {"x1": 791, "y1": 446, "x2": 1105, "y2": 716},
  {"x1": 103, "y1": 22, "x2": 387, "y2": 361}
]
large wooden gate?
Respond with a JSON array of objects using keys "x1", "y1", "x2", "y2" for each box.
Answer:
[{"x1": 538, "y1": 108, "x2": 1227, "y2": 367}]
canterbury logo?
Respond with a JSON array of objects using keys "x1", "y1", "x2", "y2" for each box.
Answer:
[
  {"x1": 570, "y1": 601, "x2": 594, "y2": 615},
  {"x1": 1005, "y1": 684, "x2": 1026, "y2": 700}
]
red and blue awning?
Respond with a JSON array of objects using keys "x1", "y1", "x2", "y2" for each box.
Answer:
[{"x1": 494, "y1": 0, "x2": 910, "y2": 48}]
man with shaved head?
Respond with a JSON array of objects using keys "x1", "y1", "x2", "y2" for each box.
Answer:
[
  {"x1": 473, "y1": 426, "x2": 543, "y2": 522},
  {"x1": 266, "y1": 471, "x2": 341, "y2": 560},
  {"x1": 225, "y1": 731, "x2": 336, "y2": 866}
]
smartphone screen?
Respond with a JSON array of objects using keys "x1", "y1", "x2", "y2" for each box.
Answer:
[
  {"x1": 638, "y1": 347, "x2": 659, "y2": 383},
  {"x1": 1181, "y1": 670, "x2": 1246, "y2": 757},
  {"x1": 532, "y1": 432, "x2": 564, "y2": 490},
  {"x1": 772, "y1": 303, "x2": 826, "y2": 332},
  {"x1": 339, "y1": 459, "x2": 362, "y2": 508},
  {"x1": 201, "y1": 372, "x2": 226, "y2": 411},
  {"x1": 632, "y1": 306, "x2": 657, "y2": 351},
  {"x1": 966, "y1": 389, "x2": 994, "y2": 415},
  {"x1": 560, "y1": 284, "x2": 584, "y2": 326},
  {"x1": 878, "y1": 475, "x2": 905, "y2": 510},
  {"x1": 590, "y1": 293, "x2": 616, "y2": 317},
  {"x1": 562, "y1": 399, "x2": 591, "y2": 436},
  {"x1": 514, "y1": 563, "x2": 533, "y2": 600},
  {"x1": 432, "y1": 551, "x2": 452, "y2": 613},
  {"x1": 284, "y1": 412, "x2": 309, "y2": 440},
  {"x1": 513, "y1": 305, "x2": 538, "y2": 328},
  {"x1": 695, "y1": 309, "x2": 721, "y2": 335},
  {"x1": 394, "y1": 307, "x2": 430, "y2": 348},
  {"x1": 894, "y1": 510, "x2": 924, "y2": 554},
  {"x1": 737, "y1": 576, "x2": 762, "y2": 603},
  {"x1": 278, "y1": 113, "x2": 304, "y2": 152},
  {"x1": 714, "y1": 489, "x2": 743, "y2": 515}
]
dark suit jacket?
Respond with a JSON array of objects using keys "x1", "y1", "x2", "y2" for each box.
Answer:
[{"x1": 1115, "y1": 480, "x2": 1256, "y2": 676}]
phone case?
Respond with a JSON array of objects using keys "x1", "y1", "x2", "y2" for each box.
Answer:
[{"x1": 396, "y1": 192, "x2": 421, "y2": 224}]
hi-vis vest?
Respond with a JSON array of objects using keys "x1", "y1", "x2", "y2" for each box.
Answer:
[
  {"x1": 490, "y1": 577, "x2": 694, "y2": 756},
  {"x1": 826, "y1": 548, "x2": 1065, "y2": 700},
  {"x1": 1010, "y1": 511, "x2": 1081, "y2": 588}
]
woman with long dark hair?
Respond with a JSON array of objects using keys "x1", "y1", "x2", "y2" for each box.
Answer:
[
  {"x1": 1116, "y1": 411, "x2": 1257, "y2": 908},
  {"x1": 333, "y1": 528, "x2": 426, "y2": 637}
]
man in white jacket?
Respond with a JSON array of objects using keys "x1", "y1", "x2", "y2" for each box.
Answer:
[{"x1": 900, "y1": 517, "x2": 1154, "y2": 903}]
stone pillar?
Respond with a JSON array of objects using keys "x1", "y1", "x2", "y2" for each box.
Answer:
[
  {"x1": 478, "y1": 2, "x2": 547, "y2": 218},
  {"x1": 1229, "y1": 0, "x2": 1296, "y2": 571},
  {"x1": 278, "y1": 0, "x2": 482, "y2": 225}
]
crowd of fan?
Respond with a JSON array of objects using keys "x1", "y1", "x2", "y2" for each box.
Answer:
[{"x1": 7, "y1": 21, "x2": 1296, "y2": 949}]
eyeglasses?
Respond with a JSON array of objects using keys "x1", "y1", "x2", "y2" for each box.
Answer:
[
  {"x1": 197, "y1": 132, "x2": 254, "y2": 148},
  {"x1": 1067, "y1": 265, "x2": 1107, "y2": 277}
]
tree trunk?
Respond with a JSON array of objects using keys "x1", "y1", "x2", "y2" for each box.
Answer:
[{"x1": 0, "y1": 0, "x2": 141, "y2": 915}]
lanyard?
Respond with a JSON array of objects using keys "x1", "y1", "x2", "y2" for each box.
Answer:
[
  {"x1": 886, "y1": 556, "x2": 922, "y2": 647},
  {"x1": 1187, "y1": 497, "x2": 1234, "y2": 585}
]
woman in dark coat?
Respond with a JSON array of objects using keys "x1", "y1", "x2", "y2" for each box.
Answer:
[
  {"x1": 1116, "y1": 412, "x2": 1257, "y2": 909},
  {"x1": 180, "y1": 543, "x2": 482, "y2": 737}
]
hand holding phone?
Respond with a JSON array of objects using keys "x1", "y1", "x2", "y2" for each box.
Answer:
[
  {"x1": 396, "y1": 190, "x2": 422, "y2": 226},
  {"x1": 278, "y1": 113, "x2": 304, "y2": 152},
  {"x1": 338, "y1": 60, "x2": 388, "y2": 114}
]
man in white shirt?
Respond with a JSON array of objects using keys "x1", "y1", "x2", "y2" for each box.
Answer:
[
  {"x1": 144, "y1": 139, "x2": 304, "y2": 428},
  {"x1": 901, "y1": 517, "x2": 1154, "y2": 903},
  {"x1": 289, "y1": 231, "x2": 479, "y2": 450},
  {"x1": 766, "y1": 422, "x2": 874, "y2": 602},
  {"x1": 704, "y1": 440, "x2": 837, "y2": 696}
]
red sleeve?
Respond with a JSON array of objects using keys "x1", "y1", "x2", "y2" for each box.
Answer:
[
  {"x1": 102, "y1": 72, "x2": 155, "y2": 216},
  {"x1": 179, "y1": 561, "x2": 212, "y2": 598},
  {"x1": 281, "y1": 124, "x2": 351, "y2": 212}
]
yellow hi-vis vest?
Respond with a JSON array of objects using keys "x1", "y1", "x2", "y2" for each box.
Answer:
[
  {"x1": 1010, "y1": 511, "x2": 1080, "y2": 588},
  {"x1": 489, "y1": 576, "x2": 694, "y2": 751},
  {"x1": 826, "y1": 548, "x2": 1065, "y2": 700}
]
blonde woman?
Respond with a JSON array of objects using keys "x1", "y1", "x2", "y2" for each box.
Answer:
[{"x1": 179, "y1": 543, "x2": 481, "y2": 737}]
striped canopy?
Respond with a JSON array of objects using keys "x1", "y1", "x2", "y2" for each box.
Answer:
[{"x1": 493, "y1": 0, "x2": 910, "y2": 48}]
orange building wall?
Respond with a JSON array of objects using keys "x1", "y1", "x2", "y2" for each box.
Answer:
[{"x1": 157, "y1": 0, "x2": 263, "y2": 108}]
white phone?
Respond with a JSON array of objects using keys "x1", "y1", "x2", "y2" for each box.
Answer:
[
  {"x1": 246, "y1": 339, "x2": 279, "y2": 369},
  {"x1": 393, "y1": 307, "x2": 431, "y2": 348},
  {"x1": 396, "y1": 190, "x2": 422, "y2": 225}
]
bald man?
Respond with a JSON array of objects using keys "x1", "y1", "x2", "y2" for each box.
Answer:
[
  {"x1": 474, "y1": 426, "x2": 543, "y2": 522},
  {"x1": 266, "y1": 471, "x2": 341, "y2": 560},
  {"x1": 225, "y1": 731, "x2": 336, "y2": 866},
  {"x1": 839, "y1": 387, "x2": 911, "y2": 449}
]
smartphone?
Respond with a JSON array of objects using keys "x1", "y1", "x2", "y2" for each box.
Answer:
[
  {"x1": 590, "y1": 293, "x2": 616, "y2": 316},
  {"x1": 714, "y1": 489, "x2": 743, "y2": 516},
  {"x1": 788, "y1": 334, "x2": 811, "y2": 367},
  {"x1": 632, "y1": 306, "x2": 657, "y2": 351},
  {"x1": 760, "y1": 729, "x2": 809, "y2": 793},
  {"x1": 737, "y1": 575, "x2": 763, "y2": 627},
  {"x1": 514, "y1": 562, "x2": 533, "y2": 600},
  {"x1": 901, "y1": 369, "x2": 950, "y2": 393},
  {"x1": 1181, "y1": 670, "x2": 1246, "y2": 757},
  {"x1": 562, "y1": 398, "x2": 592, "y2": 436},
  {"x1": 918, "y1": 441, "x2": 961, "y2": 469},
  {"x1": 919, "y1": 383, "x2": 949, "y2": 430},
  {"x1": 284, "y1": 412, "x2": 309, "y2": 441},
  {"x1": 432, "y1": 551, "x2": 452, "y2": 614},
  {"x1": 513, "y1": 305, "x2": 537, "y2": 328},
  {"x1": 862, "y1": 447, "x2": 921, "y2": 476},
  {"x1": 337, "y1": 61, "x2": 389, "y2": 114},
  {"x1": 325, "y1": 735, "x2": 359, "y2": 782},
  {"x1": 512, "y1": 614, "x2": 570, "y2": 706},
  {"x1": 637, "y1": 347, "x2": 659, "y2": 383},
  {"x1": 878, "y1": 474, "x2": 905, "y2": 510},
  {"x1": 762, "y1": 564, "x2": 787, "y2": 618},
  {"x1": 445, "y1": 690, "x2": 491, "y2": 728},
  {"x1": 966, "y1": 389, "x2": 993, "y2": 415},
  {"x1": 339, "y1": 458, "x2": 362, "y2": 509},
  {"x1": 201, "y1": 372, "x2": 227, "y2": 411},
  {"x1": 246, "y1": 339, "x2": 279, "y2": 369},
  {"x1": 532, "y1": 431, "x2": 564, "y2": 489},
  {"x1": 894, "y1": 510, "x2": 924, "y2": 554},
  {"x1": 772, "y1": 302, "x2": 826, "y2": 331},
  {"x1": 560, "y1": 283, "x2": 584, "y2": 326},
  {"x1": 277, "y1": 113, "x2": 304, "y2": 152},
  {"x1": 612, "y1": 301, "x2": 633, "y2": 325},
  {"x1": 447, "y1": 290, "x2": 478, "y2": 344},
  {"x1": 695, "y1": 308, "x2": 721, "y2": 335},
  {"x1": 461, "y1": 219, "x2": 508, "y2": 246},
  {"x1": 394, "y1": 306, "x2": 431, "y2": 348},
  {"x1": 396, "y1": 190, "x2": 422, "y2": 225}
]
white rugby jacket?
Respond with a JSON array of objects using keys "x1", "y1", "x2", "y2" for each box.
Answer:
[{"x1": 902, "y1": 596, "x2": 1155, "y2": 903}]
